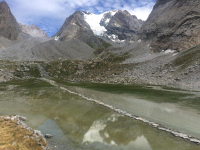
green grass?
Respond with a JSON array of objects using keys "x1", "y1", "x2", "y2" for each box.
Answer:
[
  {"x1": 3, "y1": 79, "x2": 53, "y2": 89},
  {"x1": 86, "y1": 36, "x2": 112, "y2": 54},
  {"x1": 29, "y1": 66, "x2": 41, "y2": 78},
  {"x1": 54, "y1": 80, "x2": 196, "y2": 103},
  {"x1": 101, "y1": 52, "x2": 131, "y2": 63},
  {"x1": 55, "y1": 80, "x2": 200, "y2": 111},
  {"x1": 173, "y1": 45, "x2": 200, "y2": 69}
]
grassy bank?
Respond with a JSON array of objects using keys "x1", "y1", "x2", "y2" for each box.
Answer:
[{"x1": 0, "y1": 116, "x2": 47, "y2": 150}]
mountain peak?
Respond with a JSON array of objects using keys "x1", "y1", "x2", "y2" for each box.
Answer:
[
  {"x1": 0, "y1": 0, "x2": 10, "y2": 12},
  {"x1": 0, "y1": 0, "x2": 21, "y2": 40},
  {"x1": 0, "y1": 0, "x2": 8, "y2": 6}
]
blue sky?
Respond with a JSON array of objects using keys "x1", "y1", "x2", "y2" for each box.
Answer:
[{"x1": 2, "y1": 0, "x2": 156, "y2": 36}]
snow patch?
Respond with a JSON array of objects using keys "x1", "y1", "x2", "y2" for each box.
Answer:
[
  {"x1": 165, "y1": 49, "x2": 176, "y2": 54},
  {"x1": 72, "y1": 23, "x2": 76, "y2": 25},
  {"x1": 83, "y1": 13, "x2": 107, "y2": 36},
  {"x1": 105, "y1": 18, "x2": 110, "y2": 25},
  {"x1": 83, "y1": 10, "x2": 118, "y2": 36},
  {"x1": 110, "y1": 9, "x2": 118, "y2": 16},
  {"x1": 172, "y1": 53, "x2": 178, "y2": 56},
  {"x1": 107, "y1": 34, "x2": 125, "y2": 43},
  {"x1": 54, "y1": 36, "x2": 59, "y2": 41},
  {"x1": 137, "y1": 39, "x2": 142, "y2": 43}
]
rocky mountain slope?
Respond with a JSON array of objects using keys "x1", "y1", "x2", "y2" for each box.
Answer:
[
  {"x1": 139, "y1": 0, "x2": 200, "y2": 52},
  {"x1": 19, "y1": 23, "x2": 47, "y2": 37},
  {"x1": 100, "y1": 10, "x2": 143, "y2": 45},
  {"x1": 53, "y1": 10, "x2": 143, "y2": 49},
  {"x1": 0, "y1": 1, "x2": 21, "y2": 40},
  {"x1": 0, "y1": 0, "x2": 200, "y2": 91},
  {"x1": 53, "y1": 11, "x2": 111, "y2": 50},
  {"x1": 0, "y1": 38, "x2": 94, "y2": 61}
]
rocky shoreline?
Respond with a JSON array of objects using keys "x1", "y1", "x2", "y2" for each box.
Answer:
[
  {"x1": 0, "y1": 115, "x2": 50, "y2": 150},
  {"x1": 42, "y1": 78, "x2": 200, "y2": 146}
]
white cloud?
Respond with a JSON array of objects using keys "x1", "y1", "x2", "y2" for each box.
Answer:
[
  {"x1": 125, "y1": 2, "x2": 155, "y2": 20},
  {"x1": 2, "y1": 0, "x2": 156, "y2": 36}
]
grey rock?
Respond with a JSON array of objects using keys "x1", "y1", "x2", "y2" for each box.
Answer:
[
  {"x1": 0, "y1": 1, "x2": 21, "y2": 40},
  {"x1": 45, "y1": 134, "x2": 53, "y2": 138},
  {"x1": 52, "y1": 11, "x2": 110, "y2": 50},
  {"x1": 19, "y1": 23, "x2": 48, "y2": 37},
  {"x1": 140, "y1": 0, "x2": 200, "y2": 52},
  {"x1": 103, "y1": 10, "x2": 144, "y2": 43}
]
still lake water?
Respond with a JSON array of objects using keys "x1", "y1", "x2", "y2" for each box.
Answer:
[{"x1": 0, "y1": 79, "x2": 200, "y2": 150}]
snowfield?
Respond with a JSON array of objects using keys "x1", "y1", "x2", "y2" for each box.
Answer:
[{"x1": 83, "y1": 10, "x2": 118, "y2": 36}]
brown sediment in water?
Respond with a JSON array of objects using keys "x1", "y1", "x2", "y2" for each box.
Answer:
[{"x1": 0, "y1": 115, "x2": 47, "y2": 150}]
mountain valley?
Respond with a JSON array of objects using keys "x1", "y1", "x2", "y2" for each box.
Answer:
[
  {"x1": 1, "y1": 0, "x2": 200, "y2": 149},
  {"x1": 0, "y1": 0, "x2": 200, "y2": 91}
]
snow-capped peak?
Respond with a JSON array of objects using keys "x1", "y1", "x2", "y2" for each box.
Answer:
[
  {"x1": 109, "y1": 9, "x2": 118, "y2": 16},
  {"x1": 83, "y1": 10, "x2": 118, "y2": 36},
  {"x1": 83, "y1": 12, "x2": 106, "y2": 36}
]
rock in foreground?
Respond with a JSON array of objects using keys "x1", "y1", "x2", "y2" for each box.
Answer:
[{"x1": 0, "y1": 115, "x2": 48, "y2": 150}]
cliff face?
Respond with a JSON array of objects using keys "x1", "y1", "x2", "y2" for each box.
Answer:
[
  {"x1": 53, "y1": 11, "x2": 92, "y2": 41},
  {"x1": 53, "y1": 10, "x2": 144, "y2": 48},
  {"x1": 104, "y1": 10, "x2": 144, "y2": 42},
  {"x1": 53, "y1": 11, "x2": 111, "y2": 50},
  {"x1": 19, "y1": 24, "x2": 47, "y2": 37},
  {"x1": 140, "y1": 0, "x2": 200, "y2": 52},
  {"x1": 0, "y1": 1, "x2": 21, "y2": 40},
  {"x1": 99, "y1": 10, "x2": 143, "y2": 45}
]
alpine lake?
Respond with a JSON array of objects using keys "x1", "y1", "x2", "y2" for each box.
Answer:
[{"x1": 0, "y1": 78, "x2": 200, "y2": 150}]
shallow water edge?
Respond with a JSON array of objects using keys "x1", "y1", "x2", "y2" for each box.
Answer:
[{"x1": 41, "y1": 78, "x2": 200, "y2": 146}]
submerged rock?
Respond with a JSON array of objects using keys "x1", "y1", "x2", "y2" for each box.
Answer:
[{"x1": 45, "y1": 134, "x2": 53, "y2": 138}]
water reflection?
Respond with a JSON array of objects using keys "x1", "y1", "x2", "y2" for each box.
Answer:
[
  {"x1": 83, "y1": 114, "x2": 152, "y2": 150},
  {"x1": 67, "y1": 86, "x2": 200, "y2": 138},
  {"x1": 83, "y1": 114, "x2": 119, "y2": 145},
  {"x1": 0, "y1": 79, "x2": 199, "y2": 150}
]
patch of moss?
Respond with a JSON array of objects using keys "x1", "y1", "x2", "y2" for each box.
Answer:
[
  {"x1": 102, "y1": 52, "x2": 130, "y2": 63},
  {"x1": 94, "y1": 41, "x2": 112, "y2": 55},
  {"x1": 29, "y1": 66, "x2": 41, "y2": 78},
  {"x1": 86, "y1": 36, "x2": 112, "y2": 53},
  {"x1": 173, "y1": 45, "x2": 200, "y2": 70}
]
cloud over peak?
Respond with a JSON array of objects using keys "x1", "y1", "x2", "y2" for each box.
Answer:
[{"x1": 2, "y1": 0, "x2": 156, "y2": 36}]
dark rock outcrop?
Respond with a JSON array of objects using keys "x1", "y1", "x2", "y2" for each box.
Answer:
[
  {"x1": 105, "y1": 10, "x2": 143, "y2": 42},
  {"x1": 100, "y1": 10, "x2": 144, "y2": 44},
  {"x1": 53, "y1": 11, "x2": 111, "y2": 50},
  {"x1": 140, "y1": 0, "x2": 200, "y2": 52},
  {"x1": 0, "y1": 1, "x2": 21, "y2": 40}
]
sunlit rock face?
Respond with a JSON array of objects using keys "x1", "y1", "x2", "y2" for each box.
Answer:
[
  {"x1": 19, "y1": 24, "x2": 48, "y2": 37},
  {"x1": 139, "y1": 0, "x2": 200, "y2": 52}
]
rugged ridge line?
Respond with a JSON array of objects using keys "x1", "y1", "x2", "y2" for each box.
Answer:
[
  {"x1": 102, "y1": 10, "x2": 144, "y2": 44},
  {"x1": 52, "y1": 11, "x2": 111, "y2": 50}
]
